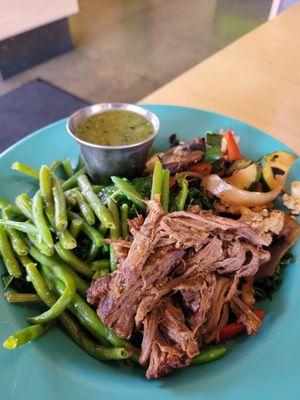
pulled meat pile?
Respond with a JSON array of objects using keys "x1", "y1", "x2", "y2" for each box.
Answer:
[{"x1": 87, "y1": 201, "x2": 298, "y2": 378}]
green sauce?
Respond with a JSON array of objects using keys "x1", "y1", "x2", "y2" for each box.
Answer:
[{"x1": 75, "y1": 110, "x2": 154, "y2": 146}]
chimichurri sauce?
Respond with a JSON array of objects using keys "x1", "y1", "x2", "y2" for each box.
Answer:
[{"x1": 75, "y1": 110, "x2": 154, "y2": 146}]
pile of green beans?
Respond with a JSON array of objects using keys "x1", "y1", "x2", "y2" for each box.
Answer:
[
  {"x1": 150, "y1": 160, "x2": 171, "y2": 212},
  {"x1": 0, "y1": 160, "x2": 134, "y2": 361},
  {"x1": 0, "y1": 158, "x2": 226, "y2": 371}
]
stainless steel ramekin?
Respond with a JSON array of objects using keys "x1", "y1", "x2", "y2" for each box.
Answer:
[{"x1": 66, "y1": 103, "x2": 160, "y2": 183}]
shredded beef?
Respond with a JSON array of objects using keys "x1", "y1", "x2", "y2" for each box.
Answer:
[
  {"x1": 146, "y1": 330, "x2": 191, "y2": 379},
  {"x1": 239, "y1": 209, "x2": 285, "y2": 246},
  {"x1": 166, "y1": 210, "x2": 267, "y2": 245},
  {"x1": 202, "y1": 277, "x2": 233, "y2": 344},
  {"x1": 255, "y1": 215, "x2": 300, "y2": 279},
  {"x1": 87, "y1": 201, "x2": 298, "y2": 378},
  {"x1": 160, "y1": 298, "x2": 199, "y2": 358},
  {"x1": 230, "y1": 296, "x2": 262, "y2": 334}
]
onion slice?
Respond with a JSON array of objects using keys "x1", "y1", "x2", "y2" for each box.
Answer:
[{"x1": 202, "y1": 174, "x2": 282, "y2": 206}]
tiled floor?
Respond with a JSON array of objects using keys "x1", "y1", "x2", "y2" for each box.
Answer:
[{"x1": 0, "y1": 0, "x2": 271, "y2": 102}]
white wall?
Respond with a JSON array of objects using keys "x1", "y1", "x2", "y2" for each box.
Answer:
[{"x1": 0, "y1": 0, "x2": 79, "y2": 41}]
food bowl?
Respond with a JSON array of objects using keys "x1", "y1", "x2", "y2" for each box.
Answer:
[{"x1": 66, "y1": 103, "x2": 160, "y2": 183}]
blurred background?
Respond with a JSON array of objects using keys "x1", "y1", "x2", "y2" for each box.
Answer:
[
  {"x1": 0, "y1": 0, "x2": 297, "y2": 151},
  {"x1": 0, "y1": 0, "x2": 278, "y2": 102}
]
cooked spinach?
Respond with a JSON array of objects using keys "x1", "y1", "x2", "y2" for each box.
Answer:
[
  {"x1": 186, "y1": 184, "x2": 212, "y2": 210},
  {"x1": 131, "y1": 176, "x2": 152, "y2": 199},
  {"x1": 254, "y1": 253, "x2": 295, "y2": 301}
]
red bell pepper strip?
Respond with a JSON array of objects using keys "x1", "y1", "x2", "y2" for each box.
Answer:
[
  {"x1": 219, "y1": 310, "x2": 264, "y2": 342},
  {"x1": 226, "y1": 130, "x2": 242, "y2": 161}
]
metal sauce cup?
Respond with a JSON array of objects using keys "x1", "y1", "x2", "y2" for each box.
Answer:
[{"x1": 66, "y1": 103, "x2": 160, "y2": 183}]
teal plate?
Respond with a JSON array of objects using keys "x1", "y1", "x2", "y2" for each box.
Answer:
[{"x1": 0, "y1": 105, "x2": 299, "y2": 400}]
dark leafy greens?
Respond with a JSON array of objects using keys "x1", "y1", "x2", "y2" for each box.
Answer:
[
  {"x1": 186, "y1": 183, "x2": 212, "y2": 210},
  {"x1": 254, "y1": 253, "x2": 295, "y2": 301},
  {"x1": 131, "y1": 176, "x2": 152, "y2": 199}
]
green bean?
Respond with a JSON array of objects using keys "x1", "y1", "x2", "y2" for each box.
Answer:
[
  {"x1": 44, "y1": 209, "x2": 55, "y2": 231},
  {"x1": 43, "y1": 271, "x2": 107, "y2": 345},
  {"x1": 24, "y1": 261, "x2": 58, "y2": 305},
  {"x1": 67, "y1": 211, "x2": 103, "y2": 247},
  {"x1": 55, "y1": 243, "x2": 92, "y2": 278},
  {"x1": 32, "y1": 191, "x2": 54, "y2": 248},
  {"x1": 77, "y1": 175, "x2": 115, "y2": 229},
  {"x1": 2, "y1": 209, "x2": 29, "y2": 256},
  {"x1": 108, "y1": 199, "x2": 120, "y2": 272},
  {"x1": 50, "y1": 160, "x2": 62, "y2": 173},
  {"x1": 191, "y1": 346, "x2": 226, "y2": 365},
  {"x1": 111, "y1": 176, "x2": 146, "y2": 212},
  {"x1": 75, "y1": 157, "x2": 85, "y2": 172},
  {"x1": 25, "y1": 262, "x2": 128, "y2": 359},
  {"x1": 4, "y1": 291, "x2": 40, "y2": 303},
  {"x1": 27, "y1": 233, "x2": 54, "y2": 256},
  {"x1": 108, "y1": 199, "x2": 120, "y2": 235},
  {"x1": 58, "y1": 310, "x2": 130, "y2": 360},
  {"x1": 71, "y1": 188, "x2": 95, "y2": 225},
  {"x1": 161, "y1": 169, "x2": 170, "y2": 213},
  {"x1": 62, "y1": 159, "x2": 74, "y2": 178},
  {"x1": 19, "y1": 255, "x2": 34, "y2": 267},
  {"x1": 51, "y1": 274, "x2": 136, "y2": 351},
  {"x1": 64, "y1": 190, "x2": 77, "y2": 207},
  {"x1": 61, "y1": 167, "x2": 86, "y2": 191},
  {"x1": 120, "y1": 203, "x2": 129, "y2": 238},
  {"x1": 58, "y1": 264, "x2": 88, "y2": 297},
  {"x1": 99, "y1": 224, "x2": 108, "y2": 237},
  {"x1": 44, "y1": 265, "x2": 135, "y2": 361},
  {"x1": 28, "y1": 247, "x2": 88, "y2": 297},
  {"x1": 151, "y1": 160, "x2": 163, "y2": 202},
  {"x1": 27, "y1": 249, "x2": 76, "y2": 324},
  {"x1": 175, "y1": 176, "x2": 188, "y2": 211},
  {"x1": 87, "y1": 243, "x2": 99, "y2": 262},
  {"x1": 99, "y1": 268, "x2": 109, "y2": 276},
  {"x1": 15, "y1": 193, "x2": 33, "y2": 220},
  {"x1": 7, "y1": 229, "x2": 29, "y2": 256},
  {"x1": 3, "y1": 324, "x2": 49, "y2": 349},
  {"x1": 52, "y1": 174, "x2": 68, "y2": 232},
  {"x1": 90, "y1": 259, "x2": 110, "y2": 271},
  {"x1": 57, "y1": 230, "x2": 77, "y2": 250},
  {"x1": 69, "y1": 219, "x2": 83, "y2": 239},
  {"x1": 92, "y1": 268, "x2": 109, "y2": 279},
  {"x1": 39, "y1": 165, "x2": 55, "y2": 224},
  {"x1": 1, "y1": 207, "x2": 11, "y2": 219},
  {"x1": 24, "y1": 262, "x2": 68, "y2": 329},
  {"x1": 0, "y1": 197, "x2": 23, "y2": 216},
  {"x1": 77, "y1": 193, "x2": 96, "y2": 225},
  {"x1": 2, "y1": 205, "x2": 19, "y2": 216},
  {"x1": 11, "y1": 162, "x2": 39, "y2": 179},
  {"x1": 0, "y1": 226, "x2": 22, "y2": 277},
  {"x1": 0, "y1": 220, "x2": 38, "y2": 235}
]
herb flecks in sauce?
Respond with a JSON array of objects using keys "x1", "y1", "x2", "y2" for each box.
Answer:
[{"x1": 75, "y1": 110, "x2": 154, "y2": 146}]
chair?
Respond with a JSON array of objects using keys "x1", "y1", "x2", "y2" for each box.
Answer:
[{"x1": 269, "y1": 0, "x2": 300, "y2": 19}]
